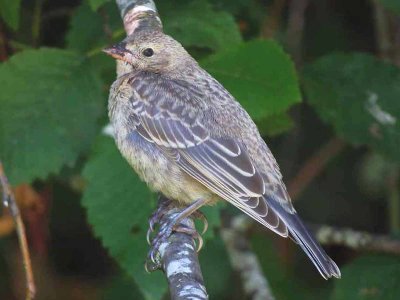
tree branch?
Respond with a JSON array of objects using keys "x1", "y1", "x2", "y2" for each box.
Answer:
[
  {"x1": 288, "y1": 137, "x2": 346, "y2": 201},
  {"x1": 221, "y1": 215, "x2": 276, "y2": 300},
  {"x1": 312, "y1": 224, "x2": 400, "y2": 255},
  {"x1": 113, "y1": 1, "x2": 207, "y2": 299},
  {"x1": 145, "y1": 197, "x2": 208, "y2": 300}
]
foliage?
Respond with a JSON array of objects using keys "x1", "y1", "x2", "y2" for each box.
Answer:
[
  {"x1": 303, "y1": 53, "x2": 400, "y2": 162},
  {"x1": 82, "y1": 136, "x2": 166, "y2": 299},
  {"x1": 202, "y1": 39, "x2": 301, "y2": 122},
  {"x1": 158, "y1": 0, "x2": 242, "y2": 52},
  {"x1": 0, "y1": 0, "x2": 21, "y2": 30},
  {"x1": 0, "y1": 49, "x2": 103, "y2": 184},
  {"x1": 332, "y1": 255, "x2": 400, "y2": 300},
  {"x1": 1, "y1": 0, "x2": 400, "y2": 299},
  {"x1": 378, "y1": 0, "x2": 400, "y2": 14}
]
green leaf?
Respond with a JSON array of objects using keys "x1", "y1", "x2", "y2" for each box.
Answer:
[
  {"x1": 0, "y1": 0, "x2": 21, "y2": 30},
  {"x1": 82, "y1": 135, "x2": 224, "y2": 298},
  {"x1": 202, "y1": 40, "x2": 301, "y2": 121},
  {"x1": 200, "y1": 238, "x2": 233, "y2": 298},
  {"x1": 303, "y1": 53, "x2": 400, "y2": 162},
  {"x1": 82, "y1": 136, "x2": 165, "y2": 300},
  {"x1": 332, "y1": 255, "x2": 400, "y2": 300},
  {"x1": 67, "y1": 1, "x2": 122, "y2": 53},
  {"x1": 88, "y1": 0, "x2": 110, "y2": 11},
  {"x1": 158, "y1": 0, "x2": 242, "y2": 52},
  {"x1": 378, "y1": 0, "x2": 400, "y2": 14},
  {"x1": 0, "y1": 48, "x2": 103, "y2": 184},
  {"x1": 257, "y1": 113, "x2": 294, "y2": 137}
]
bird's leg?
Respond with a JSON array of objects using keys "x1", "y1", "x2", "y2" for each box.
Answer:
[{"x1": 146, "y1": 198, "x2": 209, "y2": 270}]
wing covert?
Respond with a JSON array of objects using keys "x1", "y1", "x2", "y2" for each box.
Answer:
[{"x1": 128, "y1": 72, "x2": 291, "y2": 236}]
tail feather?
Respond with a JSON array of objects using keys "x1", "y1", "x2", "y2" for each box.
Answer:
[{"x1": 266, "y1": 197, "x2": 341, "y2": 279}]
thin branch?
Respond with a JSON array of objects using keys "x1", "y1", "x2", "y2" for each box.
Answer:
[
  {"x1": 371, "y1": 0, "x2": 392, "y2": 60},
  {"x1": 288, "y1": 137, "x2": 346, "y2": 201},
  {"x1": 113, "y1": 1, "x2": 207, "y2": 299},
  {"x1": 232, "y1": 214, "x2": 400, "y2": 256},
  {"x1": 0, "y1": 161, "x2": 35, "y2": 300},
  {"x1": 286, "y1": 0, "x2": 310, "y2": 67},
  {"x1": 221, "y1": 215, "x2": 275, "y2": 300},
  {"x1": 260, "y1": 0, "x2": 286, "y2": 39},
  {"x1": 312, "y1": 224, "x2": 400, "y2": 255}
]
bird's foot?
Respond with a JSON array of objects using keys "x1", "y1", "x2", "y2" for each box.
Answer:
[
  {"x1": 146, "y1": 198, "x2": 174, "y2": 245},
  {"x1": 145, "y1": 201, "x2": 208, "y2": 272}
]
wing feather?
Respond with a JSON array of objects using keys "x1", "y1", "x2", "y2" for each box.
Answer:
[{"x1": 129, "y1": 73, "x2": 291, "y2": 237}]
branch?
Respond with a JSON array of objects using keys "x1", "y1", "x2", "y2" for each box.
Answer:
[
  {"x1": 0, "y1": 161, "x2": 35, "y2": 300},
  {"x1": 115, "y1": 0, "x2": 162, "y2": 35},
  {"x1": 221, "y1": 215, "x2": 276, "y2": 300},
  {"x1": 146, "y1": 198, "x2": 208, "y2": 300},
  {"x1": 113, "y1": 1, "x2": 207, "y2": 299},
  {"x1": 288, "y1": 137, "x2": 346, "y2": 201},
  {"x1": 312, "y1": 224, "x2": 400, "y2": 255},
  {"x1": 286, "y1": 0, "x2": 310, "y2": 67}
]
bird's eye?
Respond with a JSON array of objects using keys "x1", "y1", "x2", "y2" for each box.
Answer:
[{"x1": 142, "y1": 48, "x2": 154, "y2": 57}]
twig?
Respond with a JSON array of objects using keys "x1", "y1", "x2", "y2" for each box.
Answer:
[
  {"x1": 387, "y1": 168, "x2": 400, "y2": 234},
  {"x1": 312, "y1": 224, "x2": 400, "y2": 255},
  {"x1": 0, "y1": 161, "x2": 35, "y2": 300},
  {"x1": 288, "y1": 137, "x2": 346, "y2": 201},
  {"x1": 0, "y1": 22, "x2": 8, "y2": 61},
  {"x1": 221, "y1": 215, "x2": 275, "y2": 300},
  {"x1": 371, "y1": 0, "x2": 392, "y2": 60},
  {"x1": 229, "y1": 214, "x2": 400, "y2": 256},
  {"x1": 286, "y1": 0, "x2": 310, "y2": 67},
  {"x1": 260, "y1": 0, "x2": 286, "y2": 39},
  {"x1": 113, "y1": 1, "x2": 207, "y2": 299}
]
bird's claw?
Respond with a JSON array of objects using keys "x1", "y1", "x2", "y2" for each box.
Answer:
[
  {"x1": 145, "y1": 199, "x2": 209, "y2": 272},
  {"x1": 191, "y1": 210, "x2": 208, "y2": 236}
]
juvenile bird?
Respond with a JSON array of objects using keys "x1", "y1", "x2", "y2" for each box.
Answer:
[{"x1": 104, "y1": 30, "x2": 341, "y2": 279}]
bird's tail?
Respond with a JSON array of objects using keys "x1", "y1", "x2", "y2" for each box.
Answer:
[{"x1": 266, "y1": 197, "x2": 341, "y2": 279}]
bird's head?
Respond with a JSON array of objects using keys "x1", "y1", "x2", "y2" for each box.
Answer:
[{"x1": 103, "y1": 30, "x2": 194, "y2": 76}]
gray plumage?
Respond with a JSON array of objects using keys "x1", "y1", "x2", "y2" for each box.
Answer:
[{"x1": 105, "y1": 30, "x2": 341, "y2": 279}]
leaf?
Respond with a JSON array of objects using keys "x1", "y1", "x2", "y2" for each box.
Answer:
[
  {"x1": 67, "y1": 1, "x2": 122, "y2": 53},
  {"x1": 81, "y1": 136, "x2": 165, "y2": 300},
  {"x1": 82, "y1": 135, "x2": 224, "y2": 298},
  {"x1": 332, "y1": 255, "x2": 400, "y2": 300},
  {"x1": 0, "y1": 48, "x2": 103, "y2": 184},
  {"x1": 202, "y1": 40, "x2": 301, "y2": 122},
  {"x1": 303, "y1": 53, "x2": 400, "y2": 162},
  {"x1": 158, "y1": 0, "x2": 242, "y2": 52},
  {"x1": 257, "y1": 113, "x2": 294, "y2": 137},
  {"x1": 0, "y1": 0, "x2": 21, "y2": 30},
  {"x1": 378, "y1": 0, "x2": 400, "y2": 14},
  {"x1": 88, "y1": 0, "x2": 110, "y2": 11},
  {"x1": 200, "y1": 238, "x2": 233, "y2": 298}
]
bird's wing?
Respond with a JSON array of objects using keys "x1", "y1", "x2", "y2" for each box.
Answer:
[{"x1": 128, "y1": 74, "x2": 291, "y2": 236}]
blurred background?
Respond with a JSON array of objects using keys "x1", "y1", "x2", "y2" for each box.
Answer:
[{"x1": 1, "y1": 0, "x2": 400, "y2": 299}]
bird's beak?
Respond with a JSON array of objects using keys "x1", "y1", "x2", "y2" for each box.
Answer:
[{"x1": 103, "y1": 42, "x2": 130, "y2": 60}]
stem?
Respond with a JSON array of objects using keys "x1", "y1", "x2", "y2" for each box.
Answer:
[
  {"x1": 0, "y1": 162, "x2": 35, "y2": 300},
  {"x1": 371, "y1": 0, "x2": 392, "y2": 60},
  {"x1": 288, "y1": 137, "x2": 346, "y2": 201},
  {"x1": 286, "y1": 0, "x2": 310, "y2": 67},
  {"x1": 221, "y1": 215, "x2": 275, "y2": 300},
  {"x1": 260, "y1": 0, "x2": 286, "y2": 39},
  {"x1": 388, "y1": 168, "x2": 400, "y2": 234},
  {"x1": 32, "y1": 0, "x2": 44, "y2": 46}
]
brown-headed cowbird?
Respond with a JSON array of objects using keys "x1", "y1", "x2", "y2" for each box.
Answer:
[{"x1": 104, "y1": 30, "x2": 341, "y2": 279}]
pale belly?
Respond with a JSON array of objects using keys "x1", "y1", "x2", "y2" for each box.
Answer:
[{"x1": 115, "y1": 129, "x2": 216, "y2": 205}]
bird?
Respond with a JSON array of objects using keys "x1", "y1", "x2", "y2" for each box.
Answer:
[{"x1": 103, "y1": 29, "x2": 341, "y2": 279}]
